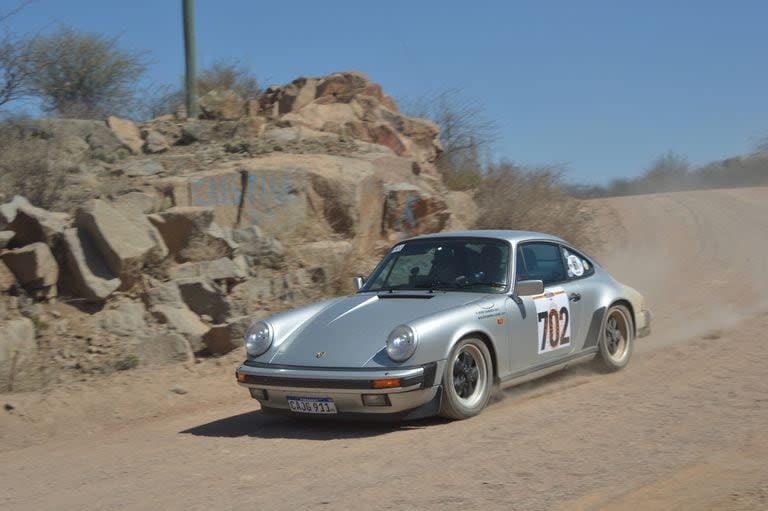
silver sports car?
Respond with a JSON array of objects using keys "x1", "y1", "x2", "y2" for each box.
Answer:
[{"x1": 236, "y1": 230, "x2": 651, "y2": 420}]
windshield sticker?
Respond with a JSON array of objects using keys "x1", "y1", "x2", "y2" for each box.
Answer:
[
  {"x1": 533, "y1": 288, "x2": 571, "y2": 354},
  {"x1": 567, "y1": 255, "x2": 584, "y2": 277},
  {"x1": 391, "y1": 244, "x2": 404, "y2": 253}
]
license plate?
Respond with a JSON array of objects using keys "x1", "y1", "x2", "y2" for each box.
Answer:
[{"x1": 286, "y1": 396, "x2": 337, "y2": 414}]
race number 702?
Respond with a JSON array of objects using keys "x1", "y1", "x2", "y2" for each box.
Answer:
[{"x1": 538, "y1": 307, "x2": 570, "y2": 351}]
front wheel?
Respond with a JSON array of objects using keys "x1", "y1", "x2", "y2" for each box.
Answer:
[
  {"x1": 595, "y1": 304, "x2": 634, "y2": 372},
  {"x1": 439, "y1": 337, "x2": 493, "y2": 420}
]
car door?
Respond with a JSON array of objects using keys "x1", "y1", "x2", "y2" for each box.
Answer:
[
  {"x1": 507, "y1": 241, "x2": 582, "y2": 373},
  {"x1": 559, "y1": 245, "x2": 601, "y2": 351}
]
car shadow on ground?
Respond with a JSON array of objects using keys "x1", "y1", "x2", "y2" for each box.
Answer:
[{"x1": 180, "y1": 409, "x2": 448, "y2": 440}]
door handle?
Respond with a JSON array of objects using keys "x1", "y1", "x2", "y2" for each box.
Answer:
[{"x1": 569, "y1": 292, "x2": 581, "y2": 302}]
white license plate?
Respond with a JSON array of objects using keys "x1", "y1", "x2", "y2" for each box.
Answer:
[{"x1": 286, "y1": 396, "x2": 337, "y2": 414}]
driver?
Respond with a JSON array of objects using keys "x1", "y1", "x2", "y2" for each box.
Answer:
[
  {"x1": 431, "y1": 246, "x2": 458, "y2": 284},
  {"x1": 476, "y1": 245, "x2": 505, "y2": 284}
]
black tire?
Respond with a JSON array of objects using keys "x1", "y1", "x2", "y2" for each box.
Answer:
[
  {"x1": 596, "y1": 304, "x2": 634, "y2": 372},
  {"x1": 439, "y1": 337, "x2": 493, "y2": 420}
]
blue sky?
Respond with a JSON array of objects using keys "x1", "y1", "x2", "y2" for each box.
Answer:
[{"x1": 4, "y1": 0, "x2": 768, "y2": 184}]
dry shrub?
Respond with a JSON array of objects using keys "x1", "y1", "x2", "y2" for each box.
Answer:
[
  {"x1": 474, "y1": 161, "x2": 598, "y2": 251},
  {"x1": 0, "y1": 120, "x2": 69, "y2": 208}
]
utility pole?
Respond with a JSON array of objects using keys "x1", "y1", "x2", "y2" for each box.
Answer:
[{"x1": 182, "y1": 0, "x2": 198, "y2": 118}]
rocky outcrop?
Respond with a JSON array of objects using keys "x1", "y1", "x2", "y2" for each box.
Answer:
[
  {"x1": 258, "y1": 72, "x2": 441, "y2": 176},
  {"x1": 0, "y1": 70, "x2": 479, "y2": 391}
]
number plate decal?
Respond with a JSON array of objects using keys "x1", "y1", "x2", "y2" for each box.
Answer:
[
  {"x1": 534, "y1": 287, "x2": 572, "y2": 354},
  {"x1": 286, "y1": 396, "x2": 338, "y2": 414}
]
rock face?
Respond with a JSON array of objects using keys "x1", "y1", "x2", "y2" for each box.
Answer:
[
  {"x1": 1, "y1": 242, "x2": 59, "y2": 298},
  {"x1": 75, "y1": 199, "x2": 168, "y2": 286}
]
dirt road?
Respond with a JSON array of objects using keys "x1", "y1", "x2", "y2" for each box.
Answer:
[{"x1": 2, "y1": 187, "x2": 768, "y2": 510}]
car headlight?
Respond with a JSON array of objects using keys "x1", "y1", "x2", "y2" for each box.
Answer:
[
  {"x1": 386, "y1": 325, "x2": 418, "y2": 362},
  {"x1": 245, "y1": 321, "x2": 273, "y2": 357}
]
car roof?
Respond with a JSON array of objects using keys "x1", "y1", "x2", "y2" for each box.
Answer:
[{"x1": 407, "y1": 229, "x2": 567, "y2": 245}]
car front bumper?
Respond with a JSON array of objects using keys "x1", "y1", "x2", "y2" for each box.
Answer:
[{"x1": 235, "y1": 360, "x2": 446, "y2": 420}]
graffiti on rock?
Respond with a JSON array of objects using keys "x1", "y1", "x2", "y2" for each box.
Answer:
[{"x1": 191, "y1": 171, "x2": 299, "y2": 227}]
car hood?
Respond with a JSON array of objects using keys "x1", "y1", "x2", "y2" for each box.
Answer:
[{"x1": 268, "y1": 291, "x2": 481, "y2": 367}]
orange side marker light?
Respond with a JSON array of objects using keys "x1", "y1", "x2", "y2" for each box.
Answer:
[{"x1": 372, "y1": 378, "x2": 401, "y2": 389}]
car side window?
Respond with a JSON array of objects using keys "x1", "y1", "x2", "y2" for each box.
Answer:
[
  {"x1": 517, "y1": 242, "x2": 567, "y2": 285},
  {"x1": 561, "y1": 246, "x2": 595, "y2": 279}
]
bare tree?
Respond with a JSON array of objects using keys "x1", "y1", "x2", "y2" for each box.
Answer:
[
  {"x1": 0, "y1": 36, "x2": 33, "y2": 108},
  {"x1": 25, "y1": 26, "x2": 147, "y2": 118},
  {"x1": 0, "y1": 1, "x2": 36, "y2": 109},
  {"x1": 401, "y1": 89, "x2": 497, "y2": 190}
]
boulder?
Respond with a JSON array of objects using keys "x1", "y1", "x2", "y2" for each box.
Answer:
[
  {"x1": 234, "y1": 116, "x2": 266, "y2": 139},
  {"x1": 75, "y1": 199, "x2": 168, "y2": 285},
  {"x1": 144, "y1": 280, "x2": 183, "y2": 308},
  {"x1": 112, "y1": 191, "x2": 163, "y2": 216},
  {"x1": 141, "y1": 128, "x2": 170, "y2": 153},
  {"x1": 296, "y1": 240, "x2": 353, "y2": 271},
  {"x1": 107, "y1": 116, "x2": 143, "y2": 154},
  {"x1": 122, "y1": 159, "x2": 165, "y2": 177},
  {"x1": 176, "y1": 278, "x2": 230, "y2": 323},
  {"x1": 0, "y1": 317, "x2": 35, "y2": 366},
  {"x1": 179, "y1": 121, "x2": 211, "y2": 144},
  {"x1": 0, "y1": 231, "x2": 14, "y2": 249},
  {"x1": 202, "y1": 317, "x2": 250, "y2": 354},
  {"x1": 134, "y1": 332, "x2": 193, "y2": 364},
  {"x1": 148, "y1": 207, "x2": 234, "y2": 262},
  {"x1": 151, "y1": 304, "x2": 208, "y2": 352},
  {"x1": 99, "y1": 300, "x2": 146, "y2": 337},
  {"x1": 1, "y1": 242, "x2": 59, "y2": 298},
  {"x1": 199, "y1": 89, "x2": 245, "y2": 120},
  {"x1": 171, "y1": 257, "x2": 245, "y2": 283},
  {"x1": 231, "y1": 225, "x2": 285, "y2": 269},
  {"x1": 0, "y1": 196, "x2": 70, "y2": 246},
  {"x1": 61, "y1": 228, "x2": 121, "y2": 302}
]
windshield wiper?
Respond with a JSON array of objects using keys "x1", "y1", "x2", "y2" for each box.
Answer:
[{"x1": 459, "y1": 281, "x2": 506, "y2": 290}]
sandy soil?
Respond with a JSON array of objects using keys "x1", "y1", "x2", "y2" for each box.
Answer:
[{"x1": 2, "y1": 186, "x2": 768, "y2": 510}]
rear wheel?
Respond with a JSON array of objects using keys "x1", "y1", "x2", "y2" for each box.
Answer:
[
  {"x1": 596, "y1": 304, "x2": 634, "y2": 371},
  {"x1": 439, "y1": 337, "x2": 493, "y2": 420}
]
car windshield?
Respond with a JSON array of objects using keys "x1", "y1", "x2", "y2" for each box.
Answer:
[{"x1": 362, "y1": 238, "x2": 511, "y2": 293}]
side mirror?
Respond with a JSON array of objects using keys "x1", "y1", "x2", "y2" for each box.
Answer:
[
  {"x1": 514, "y1": 279, "x2": 544, "y2": 297},
  {"x1": 353, "y1": 275, "x2": 366, "y2": 291}
]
